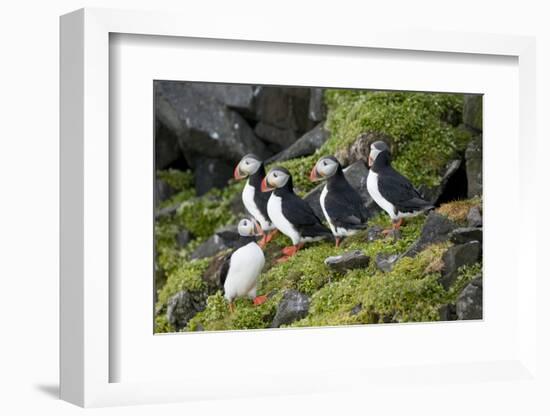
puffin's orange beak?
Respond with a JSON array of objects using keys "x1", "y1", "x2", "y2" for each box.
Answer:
[
  {"x1": 309, "y1": 166, "x2": 320, "y2": 182},
  {"x1": 234, "y1": 165, "x2": 244, "y2": 180},
  {"x1": 261, "y1": 177, "x2": 273, "y2": 192}
]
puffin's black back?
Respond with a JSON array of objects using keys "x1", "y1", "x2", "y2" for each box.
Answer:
[
  {"x1": 372, "y1": 151, "x2": 433, "y2": 213},
  {"x1": 248, "y1": 163, "x2": 271, "y2": 219},
  {"x1": 325, "y1": 166, "x2": 369, "y2": 228}
]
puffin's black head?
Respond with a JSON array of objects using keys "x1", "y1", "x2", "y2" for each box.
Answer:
[
  {"x1": 310, "y1": 156, "x2": 342, "y2": 182},
  {"x1": 368, "y1": 141, "x2": 391, "y2": 168},
  {"x1": 261, "y1": 167, "x2": 292, "y2": 192},
  {"x1": 234, "y1": 154, "x2": 263, "y2": 180},
  {"x1": 237, "y1": 218, "x2": 262, "y2": 237}
]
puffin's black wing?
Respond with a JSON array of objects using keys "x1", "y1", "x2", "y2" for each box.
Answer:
[
  {"x1": 325, "y1": 180, "x2": 369, "y2": 228},
  {"x1": 282, "y1": 193, "x2": 332, "y2": 238},
  {"x1": 218, "y1": 252, "x2": 233, "y2": 293},
  {"x1": 378, "y1": 168, "x2": 433, "y2": 213}
]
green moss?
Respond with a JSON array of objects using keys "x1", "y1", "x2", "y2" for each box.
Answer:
[
  {"x1": 292, "y1": 242, "x2": 449, "y2": 327},
  {"x1": 158, "y1": 169, "x2": 196, "y2": 209},
  {"x1": 156, "y1": 257, "x2": 210, "y2": 311},
  {"x1": 187, "y1": 292, "x2": 278, "y2": 331},
  {"x1": 323, "y1": 90, "x2": 470, "y2": 188},
  {"x1": 175, "y1": 181, "x2": 243, "y2": 239},
  {"x1": 155, "y1": 314, "x2": 175, "y2": 333}
]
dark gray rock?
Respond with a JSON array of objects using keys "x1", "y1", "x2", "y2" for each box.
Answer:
[
  {"x1": 456, "y1": 275, "x2": 483, "y2": 320},
  {"x1": 465, "y1": 135, "x2": 482, "y2": 198},
  {"x1": 193, "y1": 157, "x2": 234, "y2": 196},
  {"x1": 155, "y1": 178, "x2": 176, "y2": 207},
  {"x1": 271, "y1": 290, "x2": 310, "y2": 328},
  {"x1": 418, "y1": 159, "x2": 463, "y2": 204},
  {"x1": 438, "y1": 304, "x2": 457, "y2": 321},
  {"x1": 324, "y1": 250, "x2": 370, "y2": 273},
  {"x1": 155, "y1": 120, "x2": 183, "y2": 170},
  {"x1": 375, "y1": 253, "x2": 400, "y2": 272},
  {"x1": 155, "y1": 202, "x2": 180, "y2": 220},
  {"x1": 254, "y1": 122, "x2": 298, "y2": 149},
  {"x1": 350, "y1": 303, "x2": 362, "y2": 316},
  {"x1": 253, "y1": 86, "x2": 311, "y2": 132},
  {"x1": 308, "y1": 88, "x2": 326, "y2": 122},
  {"x1": 190, "y1": 225, "x2": 243, "y2": 259},
  {"x1": 176, "y1": 230, "x2": 191, "y2": 248},
  {"x1": 335, "y1": 131, "x2": 395, "y2": 167},
  {"x1": 467, "y1": 207, "x2": 483, "y2": 228},
  {"x1": 403, "y1": 212, "x2": 459, "y2": 257},
  {"x1": 463, "y1": 95, "x2": 483, "y2": 132},
  {"x1": 190, "y1": 83, "x2": 255, "y2": 115},
  {"x1": 450, "y1": 227, "x2": 483, "y2": 244},
  {"x1": 439, "y1": 241, "x2": 482, "y2": 289},
  {"x1": 304, "y1": 160, "x2": 380, "y2": 220},
  {"x1": 267, "y1": 123, "x2": 329, "y2": 163},
  {"x1": 166, "y1": 290, "x2": 208, "y2": 330},
  {"x1": 156, "y1": 81, "x2": 270, "y2": 164}
]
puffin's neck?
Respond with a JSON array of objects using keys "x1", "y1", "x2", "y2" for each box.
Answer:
[
  {"x1": 238, "y1": 235, "x2": 257, "y2": 246},
  {"x1": 370, "y1": 152, "x2": 391, "y2": 173},
  {"x1": 248, "y1": 164, "x2": 266, "y2": 189},
  {"x1": 274, "y1": 180, "x2": 294, "y2": 197},
  {"x1": 326, "y1": 167, "x2": 346, "y2": 190}
]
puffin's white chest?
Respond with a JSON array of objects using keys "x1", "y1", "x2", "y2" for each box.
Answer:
[
  {"x1": 242, "y1": 181, "x2": 271, "y2": 230},
  {"x1": 267, "y1": 193, "x2": 301, "y2": 245},
  {"x1": 224, "y1": 242, "x2": 265, "y2": 301},
  {"x1": 367, "y1": 171, "x2": 397, "y2": 220}
]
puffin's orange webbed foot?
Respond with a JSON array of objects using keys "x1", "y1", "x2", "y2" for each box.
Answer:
[{"x1": 253, "y1": 295, "x2": 268, "y2": 306}]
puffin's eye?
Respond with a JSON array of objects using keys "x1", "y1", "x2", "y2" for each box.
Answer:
[
  {"x1": 273, "y1": 173, "x2": 278, "y2": 178},
  {"x1": 323, "y1": 161, "x2": 327, "y2": 166},
  {"x1": 245, "y1": 160, "x2": 250, "y2": 165}
]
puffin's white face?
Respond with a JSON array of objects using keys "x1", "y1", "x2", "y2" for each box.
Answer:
[
  {"x1": 237, "y1": 218, "x2": 262, "y2": 236},
  {"x1": 234, "y1": 155, "x2": 261, "y2": 180},
  {"x1": 310, "y1": 157, "x2": 339, "y2": 181},
  {"x1": 368, "y1": 141, "x2": 389, "y2": 167},
  {"x1": 262, "y1": 169, "x2": 290, "y2": 191}
]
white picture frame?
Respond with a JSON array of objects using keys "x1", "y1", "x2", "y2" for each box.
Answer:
[{"x1": 60, "y1": 7, "x2": 541, "y2": 408}]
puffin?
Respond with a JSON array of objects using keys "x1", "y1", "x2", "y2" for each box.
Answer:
[
  {"x1": 310, "y1": 156, "x2": 370, "y2": 246},
  {"x1": 234, "y1": 154, "x2": 278, "y2": 247},
  {"x1": 220, "y1": 218, "x2": 267, "y2": 312},
  {"x1": 367, "y1": 141, "x2": 434, "y2": 233},
  {"x1": 261, "y1": 167, "x2": 332, "y2": 262}
]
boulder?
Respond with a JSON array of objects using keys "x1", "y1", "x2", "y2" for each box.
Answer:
[
  {"x1": 324, "y1": 250, "x2": 370, "y2": 273},
  {"x1": 155, "y1": 202, "x2": 180, "y2": 220},
  {"x1": 193, "y1": 157, "x2": 234, "y2": 196},
  {"x1": 156, "y1": 81, "x2": 270, "y2": 164},
  {"x1": 253, "y1": 86, "x2": 311, "y2": 133},
  {"x1": 465, "y1": 135, "x2": 483, "y2": 198},
  {"x1": 403, "y1": 212, "x2": 459, "y2": 257},
  {"x1": 439, "y1": 241, "x2": 482, "y2": 289},
  {"x1": 335, "y1": 131, "x2": 395, "y2": 167},
  {"x1": 308, "y1": 88, "x2": 326, "y2": 122},
  {"x1": 254, "y1": 122, "x2": 298, "y2": 150},
  {"x1": 266, "y1": 123, "x2": 329, "y2": 163},
  {"x1": 189, "y1": 83, "x2": 255, "y2": 115},
  {"x1": 271, "y1": 290, "x2": 310, "y2": 328},
  {"x1": 463, "y1": 95, "x2": 483, "y2": 132},
  {"x1": 304, "y1": 160, "x2": 380, "y2": 220},
  {"x1": 456, "y1": 275, "x2": 483, "y2": 320},
  {"x1": 449, "y1": 227, "x2": 483, "y2": 244},
  {"x1": 175, "y1": 229, "x2": 191, "y2": 248},
  {"x1": 155, "y1": 120, "x2": 184, "y2": 170},
  {"x1": 467, "y1": 207, "x2": 483, "y2": 228},
  {"x1": 155, "y1": 178, "x2": 176, "y2": 206},
  {"x1": 166, "y1": 290, "x2": 208, "y2": 330},
  {"x1": 375, "y1": 253, "x2": 400, "y2": 272}
]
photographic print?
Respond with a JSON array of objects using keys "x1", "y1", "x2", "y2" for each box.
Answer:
[{"x1": 154, "y1": 82, "x2": 482, "y2": 333}]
